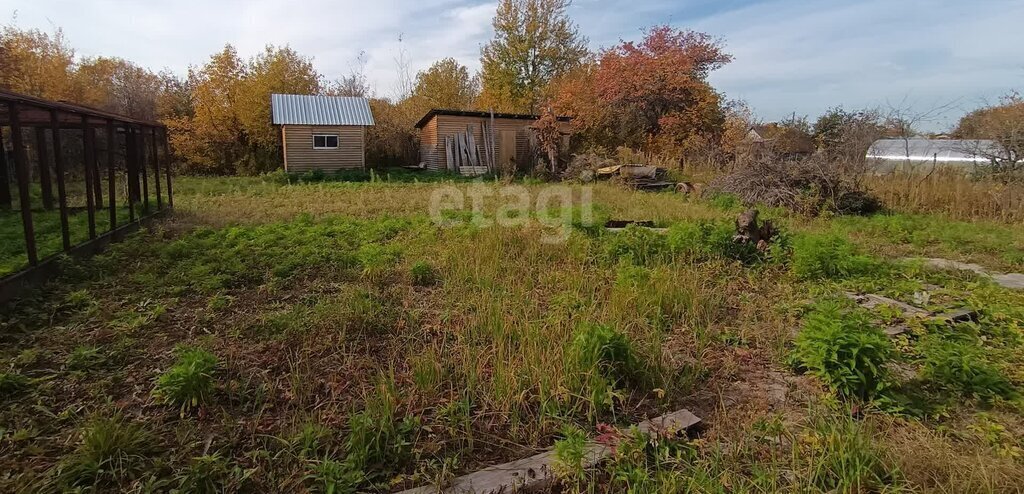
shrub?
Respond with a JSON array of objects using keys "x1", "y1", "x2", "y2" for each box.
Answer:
[
  {"x1": 919, "y1": 337, "x2": 1017, "y2": 402},
  {"x1": 55, "y1": 415, "x2": 154, "y2": 488},
  {"x1": 410, "y1": 261, "x2": 437, "y2": 286},
  {"x1": 791, "y1": 233, "x2": 879, "y2": 279},
  {"x1": 791, "y1": 302, "x2": 892, "y2": 401},
  {"x1": 153, "y1": 347, "x2": 219, "y2": 415}
]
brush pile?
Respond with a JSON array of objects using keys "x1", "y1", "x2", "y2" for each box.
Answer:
[{"x1": 708, "y1": 156, "x2": 881, "y2": 215}]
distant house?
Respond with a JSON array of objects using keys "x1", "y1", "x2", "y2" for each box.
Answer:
[
  {"x1": 415, "y1": 109, "x2": 571, "y2": 173},
  {"x1": 271, "y1": 93, "x2": 375, "y2": 172},
  {"x1": 865, "y1": 138, "x2": 1000, "y2": 171},
  {"x1": 745, "y1": 124, "x2": 815, "y2": 158}
]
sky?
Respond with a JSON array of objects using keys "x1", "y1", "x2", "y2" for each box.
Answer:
[{"x1": 4, "y1": 0, "x2": 1023, "y2": 131}]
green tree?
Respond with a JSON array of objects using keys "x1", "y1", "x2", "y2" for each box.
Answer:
[
  {"x1": 479, "y1": 0, "x2": 589, "y2": 113},
  {"x1": 412, "y1": 58, "x2": 478, "y2": 110}
]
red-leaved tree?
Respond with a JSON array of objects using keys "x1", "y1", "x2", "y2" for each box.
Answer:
[{"x1": 551, "y1": 25, "x2": 731, "y2": 157}]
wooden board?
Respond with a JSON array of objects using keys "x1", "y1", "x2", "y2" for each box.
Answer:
[
  {"x1": 396, "y1": 409, "x2": 701, "y2": 494},
  {"x1": 498, "y1": 130, "x2": 516, "y2": 170}
]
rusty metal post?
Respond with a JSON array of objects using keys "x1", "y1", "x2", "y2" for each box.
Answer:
[
  {"x1": 91, "y1": 125, "x2": 104, "y2": 210},
  {"x1": 139, "y1": 129, "x2": 149, "y2": 215},
  {"x1": 106, "y1": 120, "x2": 117, "y2": 229},
  {"x1": 150, "y1": 127, "x2": 162, "y2": 209},
  {"x1": 162, "y1": 128, "x2": 173, "y2": 209},
  {"x1": 81, "y1": 115, "x2": 97, "y2": 239},
  {"x1": 50, "y1": 110, "x2": 70, "y2": 251},
  {"x1": 0, "y1": 129, "x2": 12, "y2": 210},
  {"x1": 34, "y1": 127, "x2": 55, "y2": 210},
  {"x1": 125, "y1": 127, "x2": 138, "y2": 223},
  {"x1": 9, "y1": 102, "x2": 37, "y2": 266}
]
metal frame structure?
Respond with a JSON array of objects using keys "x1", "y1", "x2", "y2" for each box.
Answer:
[{"x1": 0, "y1": 89, "x2": 172, "y2": 302}]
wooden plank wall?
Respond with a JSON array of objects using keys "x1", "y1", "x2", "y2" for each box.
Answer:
[
  {"x1": 283, "y1": 124, "x2": 364, "y2": 172},
  {"x1": 419, "y1": 115, "x2": 570, "y2": 171}
]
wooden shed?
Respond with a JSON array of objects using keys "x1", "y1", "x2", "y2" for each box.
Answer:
[
  {"x1": 271, "y1": 94, "x2": 375, "y2": 172},
  {"x1": 414, "y1": 109, "x2": 571, "y2": 174}
]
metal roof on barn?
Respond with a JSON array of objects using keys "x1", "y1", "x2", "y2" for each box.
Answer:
[
  {"x1": 866, "y1": 138, "x2": 1001, "y2": 163},
  {"x1": 271, "y1": 94, "x2": 375, "y2": 126}
]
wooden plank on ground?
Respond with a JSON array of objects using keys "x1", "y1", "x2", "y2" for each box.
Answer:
[{"x1": 397, "y1": 409, "x2": 701, "y2": 494}]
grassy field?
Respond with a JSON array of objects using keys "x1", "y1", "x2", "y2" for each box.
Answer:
[{"x1": 2, "y1": 174, "x2": 1024, "y2": 492}]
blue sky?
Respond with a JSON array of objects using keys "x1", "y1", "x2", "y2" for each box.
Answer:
[{"x1": 5, "y1": 0, "x2": 1022, "y2": 130}]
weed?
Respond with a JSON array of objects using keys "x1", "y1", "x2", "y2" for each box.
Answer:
[
  {"x1": 175, "y1": 454, "x2": 231, "y2": 494},
  {"x1": 410, "y1": 348, "x2": 444, "y2": 393},
  {"x1": 291, "y1": 422, "x2": 333, "y2": 459},
  {"x1": 345, "y1": 375, "x2": 420, "y2": 475},
  {"x1": 152, "y1": 347, "x2": 219, "y2": 415},
  {"x1": 67, "y1": 345, "x2": 104, "y2": 371},
  {"x1": 410, "y1": 260, "x2": 437, "y2": 286},
  {"x1": 307, "y1": 458, "x2": 363, "y2": 494},
  {"x1": 791, "y1": 233, "x2": 880, "y2": 279},
  {"x1": 791, "y1": 301, "x2": 892, "y2": 401},
  {"x1": 804, "y1": 412, "x2": 900, "y2": 492},
  {"x1": 54, "y1": 415, "x2": 154, "y2": 488},
  {"x1": 0, "y1": 371, "x2": 30, "y2": 399},
  {"x1": 666, "y1": 219, "x2": 766, "y2": 264},
  {"x1": 919, "y1": 336, "x2": 1017, "y2": 402},
  {"x1": 602, "y1": 226, "x2": 668, "y2": 266},
  {"x1": 567, "y1": 323, "x2": 645, "y2": 416},
  {"x1": 553, "y1": 424, "x2": 589, "y2": 479}
]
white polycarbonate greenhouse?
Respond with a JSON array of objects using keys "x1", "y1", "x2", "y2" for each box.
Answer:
[{"x1": 866, "y1": 138, "x2": 1000, "y2": 165}]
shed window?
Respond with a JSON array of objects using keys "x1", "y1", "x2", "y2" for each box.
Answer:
[{"x1": 313, "y1": 134, "x2": 339, "y2": 149}]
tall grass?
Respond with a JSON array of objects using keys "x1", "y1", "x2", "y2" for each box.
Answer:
[{"x1": 864, "y1": 169, "x2": 1024, "y2": 222}]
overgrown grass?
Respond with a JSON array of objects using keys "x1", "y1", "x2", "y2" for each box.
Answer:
[{"x1": 2, "y1": 177, "x2": 1023, "y2": 492}]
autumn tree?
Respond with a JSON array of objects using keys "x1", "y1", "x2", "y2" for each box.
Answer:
[
  {"x1": 552, "y1": 25, "x2": 731, "y2": 157},
  {"x1": 0, "y1": 24, "x2": 76, "y2": 100},
  {"x1": 954, "y1": 92, "x2": 1024, "y2": 177},
  {"x1": 412, "y1": 58, "x2": 479, "y2": 110},
  {"x1": 327, "y1": 51, "x2": 370, "y2": 97},
  {"x1": 480, "y1": 0, "x2": 589, "y2": 113}
]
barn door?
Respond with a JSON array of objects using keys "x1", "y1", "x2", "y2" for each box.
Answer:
[{"x1": 498, "y1": 130, "x2": 516, "y2": 170}]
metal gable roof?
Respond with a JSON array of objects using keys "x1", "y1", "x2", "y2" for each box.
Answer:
[{"x1": 271, "y1": 94, "x2": 375, "y2": 126}]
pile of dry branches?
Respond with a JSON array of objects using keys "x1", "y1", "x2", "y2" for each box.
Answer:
[{"x1": 708, "y1": 156, "x2": 881, "y2": 215}]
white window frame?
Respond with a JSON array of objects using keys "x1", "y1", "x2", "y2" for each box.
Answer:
[{"x1": 313, "y1": 134, "x2": 339, "y2": 149}]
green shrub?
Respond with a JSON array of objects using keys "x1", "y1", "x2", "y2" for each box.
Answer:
[
  {"x1": 410, "y1": 261, "x2": 437, "y2": 286},
  {"x1": 153, "y1": 347, "x2": 218, "y2": 415},
  {"x1": 55, "y1": 415, "x2": 154, "y2": 488},
  {"x1": 791, "y1": 233, "x2": 879, "y2": 279},
  {"x1": 791, "y1": 302, "x2": 892, "y2": 401},
  {"x1": 919, "y1": 337, "x2": 1017, "y2": 402}
]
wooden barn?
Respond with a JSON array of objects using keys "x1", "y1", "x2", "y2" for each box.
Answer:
[
  {"x1": 271, "y1": 94, "x2": 374, "y2": 172},
  {"x1": 414, "y1": 109, "x2": 571, "y2": 174}
]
